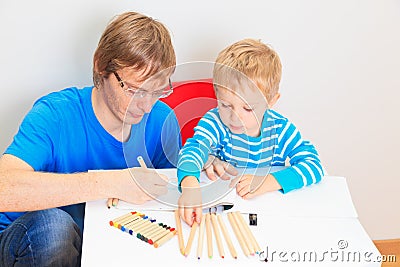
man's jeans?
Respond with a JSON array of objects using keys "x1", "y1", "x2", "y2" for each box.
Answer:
[{"x1": 0, "y1": 208, "x2": 81, "y2": 267}]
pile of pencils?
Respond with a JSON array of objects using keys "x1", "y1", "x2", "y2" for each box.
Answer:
[
  {"x1": 175, "y1": 210, "x2": 261, "y2": 259},
  {"x1": 109, "y1": 211, "x2": 176, "y2": 248}
]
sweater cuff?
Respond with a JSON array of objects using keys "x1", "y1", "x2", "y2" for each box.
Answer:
[
  {"x1": 177, "y1": 169, "x2": 200, "y2": 193},
  {"x1": 271, "y1": 167, "x2": 303, "y2": 194}
]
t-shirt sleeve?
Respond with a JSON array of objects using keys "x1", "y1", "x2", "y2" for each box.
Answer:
[{"x1": 4, "y1": 100, "x2": 60, "y2": 171}]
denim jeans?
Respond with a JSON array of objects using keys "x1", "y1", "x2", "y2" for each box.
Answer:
[{"x1": 0, "y1": 208, "x2": 82, "y2": 267}]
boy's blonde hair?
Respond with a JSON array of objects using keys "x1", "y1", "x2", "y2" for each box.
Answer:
[
  {"x1": 213, "y1": 38, "x2": 282, "y2": 102},
  {"x1": 93, "y1": 12, "x2": 176, "y2": 87}
]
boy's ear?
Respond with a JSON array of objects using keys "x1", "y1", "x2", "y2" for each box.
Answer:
[{"x1": 268, "y1": 93, "x2": 281, "y2": 108}]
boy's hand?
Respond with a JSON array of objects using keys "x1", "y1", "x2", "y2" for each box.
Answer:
[
  {"x1": 233, "y1": 174, "x2": 282, "y2": 199},
  {"x1": 203, "y1": 155, "x2": 238, "y2": 181},
  {"x1": 178, "y1": 176, "x2": 202, "y2": 226}
]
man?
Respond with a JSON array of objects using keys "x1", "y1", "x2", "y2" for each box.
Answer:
[{"x1": 0, "y1": 12, "x2": 180, "y2": 266}]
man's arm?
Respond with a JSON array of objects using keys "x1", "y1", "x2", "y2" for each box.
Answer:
[{"x1": 0, "y1": 154, "x2": 167, "y2": 211}]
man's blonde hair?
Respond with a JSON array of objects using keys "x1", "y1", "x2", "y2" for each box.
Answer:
[
  {"x1": 213, "y1": 38, "x2": 282, "y2": 102},
  {"x1": 93, "y1": 12, "x2": 176, "y2": 87}
]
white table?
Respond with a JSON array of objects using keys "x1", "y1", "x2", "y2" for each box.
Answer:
[{"x1": 81, "y1": 176, "x2": 382, "y2": 266}]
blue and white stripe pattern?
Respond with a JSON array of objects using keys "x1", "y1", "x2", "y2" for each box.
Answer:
[{"x1": 177, "y1": 108, "x2": 324, "y2": 193}]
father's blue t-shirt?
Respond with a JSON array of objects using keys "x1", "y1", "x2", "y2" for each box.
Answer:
[{"x1": 0, "y1": 86, "x2": 181, "y2": 234}]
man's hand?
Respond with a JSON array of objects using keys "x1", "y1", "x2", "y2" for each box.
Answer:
[
  {"x1": 203, "y1": 155, "x2": 238, "y2": 181},
  {"x1": 113, "y1": 168, "x2": 168, "y2": 204}
]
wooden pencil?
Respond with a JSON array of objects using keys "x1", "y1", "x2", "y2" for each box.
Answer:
[
  {"x1": 234, "y1": 211, "x2": 261, "y2": 253},
  {"x1": 123, "y1": 216, "x2": 150, "y2": 233},
  {"x1": 227, "y1": 212, "x2": 250, "y2": 257},
  {"x1": 106, "y1": 198, "x2": 113, "y2": 209},
  {"x1": 205, "y1": 213, "x2": 213, "y2": 259},
  {"x1": 232, "y1": 212, "x2": 255, "y2": 255},
  {"x1": 150, "y1": 227, "x2": 173, "y2": 244},
  {"x1": 120, "y1": 216, "x2": 141, "y2": 232},
  {"x1": 117, "y1": 213, "x2": 142, "y2": 229},
  {"x1": 139, "y1": 222, "x2": 161, "y2": 237},
  {"x1": 134, "y1": 219, "x2": 156, "y2": 233},
  {"x1": 109, "y1": 212, "x2": 135, "y2": 226},
  {"x1": 174, "y1": 209, "x2": 185, "y2": 255},
  {"x1": 143, "y1": 223, "x2": 165, "y2": 239},
  {"x1": 121, "y1": 216, "x2": 148, "y2": 231},
  {"x1": 137, "y1": 155, "x2": 147, "y2": 168},
  {"x1": 217, "y1": 214, "x2": 238, "y2": 259},
  {"x1": 210, "y1": 213, "x2": 225, "y2": 259},
  {"x1": 197, "y1": 214, "x2": 206, "y2": 259},
  {"x1": 154, "y1": 230, "x2": 177, "y2": 248},
  {"x1": 184, "y1": 221, "x2": 198, "y2": 256},
  {"x1": 147, "y1": 225, "x2": 171, "y2": 244}
]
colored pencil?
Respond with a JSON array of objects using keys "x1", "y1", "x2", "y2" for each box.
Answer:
[
  {"x1": 107, "y1": 198, "x2": 119, "y2": 208},
  {"x1": 154, "y1": 230, "x2": 177, "y2": 248},
  {"x1": 232, "y1": 212, "x2": 255, "y2": 255},
  {"x1": 227, "y1": 212, "x2": 250, "y2": 257},
  {"x1": 205, "y1": 213, "x2": 213, "y2": 259},
  {"x1": 174, "y1": 209, "x2": 185, "y2": 255},
  {"x1": 150, "y1": 227, "x2": 173, "y2": 244},
  {"x1": 117, "y1": 213, "x2": 142, "y2": 229},
  {"x1": 217, "y1": 214, "x2": 237, "y2": 259},
  {"x1": 109, "y1": 212, "x2": 135, "y2": 226},
  {"x1": 210, "y1": 213, "x2": 225, "y2": 258},
  {"x1": 197, "y1": 214, "x2": 206, "y2": 259},
  {"x1": 234, "y1": 211, "x2": 261, "y2": 253},
  {"x1": 184, "y1": 221, "x2": 198, "y2": 256}
]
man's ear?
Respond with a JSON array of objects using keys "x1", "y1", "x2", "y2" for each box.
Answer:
[
  {"x1": 268, "y1": 92, "x2": 281, "y2": 108},
  {"x1": 94, "y1": 58, "x2": 100, "y2": 73}
]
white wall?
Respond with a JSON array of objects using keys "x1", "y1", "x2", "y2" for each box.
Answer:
[{"x1": 1, "y1": 0, "x2": 399, "y2": 240}]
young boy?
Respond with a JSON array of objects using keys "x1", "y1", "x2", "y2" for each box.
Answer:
[{"x1": 177, "y1": 39, "x2": 324, "y2": 225}]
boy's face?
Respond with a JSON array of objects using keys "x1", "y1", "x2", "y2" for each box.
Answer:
[{"x1": 216, "y1": 86, "x2": 269, "y2": 137}]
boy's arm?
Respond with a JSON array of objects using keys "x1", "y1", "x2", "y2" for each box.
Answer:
[
  {"x1": 235, "y1": 173, "x2": 282, "y2": 199},
  {"x1": 177, "y1": 111, "x2": 223, "y2": 189},
  {"x1": 272, "y1": 122, "x2": 324, "y2": 193},
  {"x1": 178, "y1": 175, "x2": 202, "y2": 225}
]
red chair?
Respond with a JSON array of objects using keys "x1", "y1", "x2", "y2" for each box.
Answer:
[{"x1": 161, "y1": 79, "x2": 217, "y2": 145}]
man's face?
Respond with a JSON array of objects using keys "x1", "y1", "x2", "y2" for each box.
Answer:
[{"x1": 102, "y1": 67, "x2": 172, "y2": 125}]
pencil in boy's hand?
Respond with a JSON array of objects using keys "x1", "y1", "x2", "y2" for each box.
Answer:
[{"x1": 174, "y1": 209, "x2": 185, "y2": 255}]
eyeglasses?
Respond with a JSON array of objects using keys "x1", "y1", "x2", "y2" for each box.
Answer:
[{"x1": 113, "y1": 72, "x2": 173, "y2": 99}]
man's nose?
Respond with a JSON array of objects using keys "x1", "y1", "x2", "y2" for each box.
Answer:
[{"x1": 138, "y1": 95, "x2": 154, "y2": 113}]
